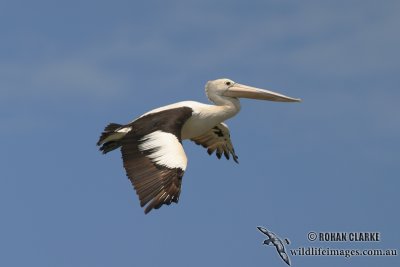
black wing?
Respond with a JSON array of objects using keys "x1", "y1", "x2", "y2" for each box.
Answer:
[
  {"x1": 120, "y1": 107, "x2": 193, "y2": 214},
  {"x1": 191, "y1": 122, "x2": 239, "y2": 163}
]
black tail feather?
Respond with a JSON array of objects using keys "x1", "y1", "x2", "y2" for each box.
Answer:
[
  {"x1": 97, "y1": 123, "x2": 122, "y2": 146},
  {"x1": 104, "y1": 123, "x2": 122, "y2": 132},
  {"x1": 100, "y1": 141, "x2": 122, "y2": 154}
]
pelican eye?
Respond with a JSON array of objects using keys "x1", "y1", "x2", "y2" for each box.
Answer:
[{"x1": 225, "y1": 81, "x2": 232, "y2": 86}]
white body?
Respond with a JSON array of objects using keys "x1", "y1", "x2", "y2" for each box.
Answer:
[
  {"x1": 141, "y1": 100, "x2": 240, "y2": 140},
  {"x1": 102, "y1": 79, "x2": 300, "y2": 145}
]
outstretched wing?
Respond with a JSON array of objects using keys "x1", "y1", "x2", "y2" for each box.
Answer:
[
  {"x1": 278, "y1": 249, "x2": 291, "y2": 266},
  {"x1": 120, "y1": 107, "x2": 193, "y2": 214},
  {"x1": 257, "y1": 226, "x2": 274, "y2": 239},
  {"x1": 190, "y1": 123, "x2": 239, "y2": 163}
]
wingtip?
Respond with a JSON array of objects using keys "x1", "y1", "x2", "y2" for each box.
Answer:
[
  {"x1": 257, "y1": 226, "x2": 268, "y2": 234},
  {"x1": 144, "y1": 206, "x2": 152, "y2": 214}
]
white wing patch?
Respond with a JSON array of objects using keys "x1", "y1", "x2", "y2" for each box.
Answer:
[{"x1": 139, "y1": 131, "x2": 187, "y2": 170}]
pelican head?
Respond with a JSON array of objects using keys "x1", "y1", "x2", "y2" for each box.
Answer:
[{"x1": 205, "y1": 78, "x2": 301, "y2": 104}]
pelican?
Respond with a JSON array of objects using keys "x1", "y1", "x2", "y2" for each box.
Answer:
[{"x1": 97, "y1": 78, "x2": 300, "y2": 214}]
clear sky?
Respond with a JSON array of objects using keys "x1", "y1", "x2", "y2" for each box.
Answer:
[{"x1": 1, "y1": 0, "x2": 399, "y2": 266}]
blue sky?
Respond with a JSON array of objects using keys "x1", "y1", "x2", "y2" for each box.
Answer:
[{"x1": 1, "y1": 0, "x2": 399, "y2": 266}]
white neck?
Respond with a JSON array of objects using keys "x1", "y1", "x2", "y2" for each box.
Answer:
[
  {"x1": 211, "y1": 95, "x2": 241, "y2": 119},
  {"x1": 181, "y1": 97, "x2": 241, "y2": 139},
  {"x1": 201, "y1": 95, "x2": 241, "y2": 127}
]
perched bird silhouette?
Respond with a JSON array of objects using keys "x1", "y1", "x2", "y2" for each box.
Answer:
[{"x1": 257, "y1": 226, "x2": 291, "y2": 266}]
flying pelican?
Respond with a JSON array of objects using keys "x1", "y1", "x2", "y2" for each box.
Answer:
[{"x1": 97, "y1": 78, "x2": 300, "y2": 214}]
